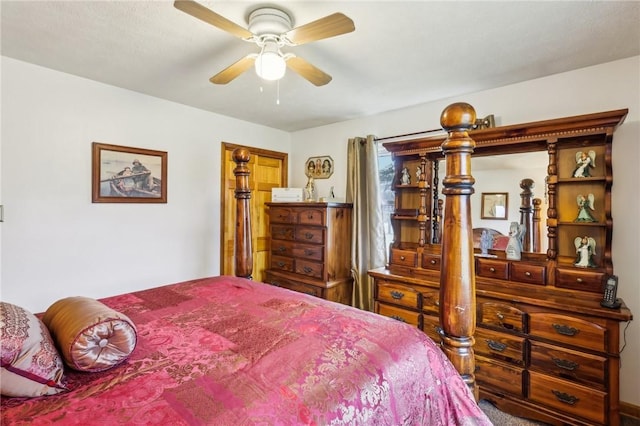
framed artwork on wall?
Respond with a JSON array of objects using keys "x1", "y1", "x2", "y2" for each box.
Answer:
[
  {"x1": 92, "y1": 142, "x2": 167, "y2": 203},
  {"x1": 305, "y1": 156, "x2": 334, "y2": 179},
  {"x1": 481, "y1": 192, "x2": 508, "y2": 220}
]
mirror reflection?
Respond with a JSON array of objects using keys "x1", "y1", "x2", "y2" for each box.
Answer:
[{"x1": 437, "y1": 151, "x2": 549, "y2": 253}]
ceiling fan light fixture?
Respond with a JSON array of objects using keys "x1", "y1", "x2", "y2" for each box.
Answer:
[{"x1": 255, "y1": 43, "x2": 286, "y2": 81}]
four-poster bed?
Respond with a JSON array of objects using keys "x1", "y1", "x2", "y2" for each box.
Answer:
[{"x1": 1, "y1": 145, "x2": 491, "y2": 424}]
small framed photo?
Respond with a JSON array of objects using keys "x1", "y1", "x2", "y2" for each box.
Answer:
[
  {"x1": 481, "y1": 192, "x2": 508, "y2": 220},
  {"x1": 92, "y1": 142, "x2": 167, "y2": 203},
  {"x1": 305, "y1": 156, "x2": 334, "y2": 179}
]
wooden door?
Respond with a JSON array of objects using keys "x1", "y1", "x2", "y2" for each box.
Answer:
[{"x1": 221, "y1": 143, "x2": 287, "y2": 282}]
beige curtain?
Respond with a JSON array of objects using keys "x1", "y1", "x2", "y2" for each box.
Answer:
[{"x1": 346, "y1": 135, "x2": 387, "y2": 311}]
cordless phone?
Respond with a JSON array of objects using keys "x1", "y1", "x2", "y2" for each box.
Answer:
[{"x1": 600, "y1": 275, "x2": 621, "y2": 309}]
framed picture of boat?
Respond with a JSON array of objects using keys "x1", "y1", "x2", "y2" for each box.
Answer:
[{"x1": 92, "y1": 142, "x2": 167, "y2": 203}]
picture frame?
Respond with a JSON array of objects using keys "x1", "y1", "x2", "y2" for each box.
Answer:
[
  {"x1": 92, "y1": 142, "x2": 167, "y2": 203},
  {"x1": 481, "y1": 192, "x2": 508, "y2": 220},
  {"x1": 305, "y1": 155, "x2": 334, "y2": 179}
]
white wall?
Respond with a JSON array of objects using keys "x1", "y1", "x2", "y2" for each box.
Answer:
[
  {"x1": 1, "y1": 57, "x2": 290, "y2": 312},
  {"x1": 290, "y1": 56, "x2": 640, "y2": 407}
]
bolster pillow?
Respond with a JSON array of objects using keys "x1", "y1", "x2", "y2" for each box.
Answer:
[{"x1": 42, "y1": 297, "x2": 137, "y2": 372}]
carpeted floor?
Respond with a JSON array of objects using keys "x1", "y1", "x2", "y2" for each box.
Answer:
[
  {"x1": 479, "y1": 400, "x2": 640, "y2": 426},
  {"x1": 479, "y1": 400, "x2": 548, "y2": 425}
]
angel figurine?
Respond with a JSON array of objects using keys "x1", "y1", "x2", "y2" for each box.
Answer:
[
  {"x1": 401, "y1": 167, "x2": 411, "y2": 185},
  {"x1": 574, "y1": 236, "x2": 597, "y2": 268},
  {"x1": 574, "y1": 193, "x2": 597, "y2": 222},
  {"x1": 572, "y1": 150, "x2": 596, "y2": 178},
  {"x1": 505, "y1": 222, "x2": 526, "y2": 260}
]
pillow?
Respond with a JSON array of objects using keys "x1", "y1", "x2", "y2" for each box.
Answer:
[
  {"x1": 0, "y1": 301, "x2": 67, "y2": 397},
  {"x1": 42, "y1": 297, "x2": 137, "y2": 372}
]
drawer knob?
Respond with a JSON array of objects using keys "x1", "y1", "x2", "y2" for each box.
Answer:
[
  {"x1": 552, "y1": 390, "x2": 579, "y2": 406},
  {"x1": 489, "y1": 267, "x2": 496, "y2": 272},
  {"x1": 430, "y1": 259, "x2": 437, "y2": 265},
  {"x1": 277, "y1": 261, "x2": 285, "y2": 267},
  {"x1": 400, "y1": 255, "x2": 406, "y2": 261},
  {"x1": 390, "y1": 290, "x2": 405, "y2": 300},
  {"x1": 278, "y1": 246, "x2": 286, "y2": 252},
  {"x1": 304, "y1": 232, "x2": 314, "y2": 240},
  {"x1": 486, "y1": 339, "x2": 507, "y2": 352},
  {"x1": 303, "y1": 266, "x2": 313, "y2": 274},
  {"x1": 552, "y1": 323, "x2": 580, "y2": 336},
  {"x1": 496, "y1": 312, "x2": 505, "y2": 321},
  {"x1": 304, "y1": 249, "x2": 314, "y2": 256},
  {"x1": 271, "y1": 281, "x2": 281, "y2": 287},
  {"x1": 434, "y1": 300, "x2": 440, "y2": 307},
  {"x1": 525, "y1": 271, "x2": 532, "y2": 277},
  {"x1": 390, "y1": 315, "x2": 406, "y2": 323},
  {"x1": 552, "y1": 357, "x2": 579, "y2": 371},
  {"x1": 304, "y1": 290, "x2": 315, "y2": 296},
  {"x1": 576, "y1": 278, "x2": 583, "y2": 283}
]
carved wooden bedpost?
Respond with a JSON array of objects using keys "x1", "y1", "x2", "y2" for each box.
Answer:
[
  {"x1": 232, "y1": 148, "x2": 253, "y2": 279},
  {"x1": 519, "y1": 178, "x2": 535, "y2": 252},
  {"x1": 438, "y1": 102, "x2": 478, "y2": 399}
]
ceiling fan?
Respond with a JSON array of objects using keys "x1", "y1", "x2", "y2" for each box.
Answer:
[{"x1": 174, "y1": 0, "x2": 355, "y2": 86}]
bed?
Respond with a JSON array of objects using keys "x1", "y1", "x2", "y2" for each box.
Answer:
[{"x1": 2, "y1": 134, "x2": 490, "y2": 424}]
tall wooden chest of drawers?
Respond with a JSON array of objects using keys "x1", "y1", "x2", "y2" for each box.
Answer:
[{"x1": 264, "y1": 202, "x2": 353, "y2": 305}]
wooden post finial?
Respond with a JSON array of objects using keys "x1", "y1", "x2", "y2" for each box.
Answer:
[
  {"x1": 438, "y1": 102, "x2": 478, "y2": 399},
  {"x1": 440, "y1": 102, "x2": 477, "y2": 131}
]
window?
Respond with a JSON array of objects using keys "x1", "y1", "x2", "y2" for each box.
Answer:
[{"x1": 377, "y1": 144, "x2": 395, "y2": 248}]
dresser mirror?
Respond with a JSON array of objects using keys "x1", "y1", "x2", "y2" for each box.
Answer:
[{"x1": 435, "y1": 150, "x2": 549, "y2": 254}]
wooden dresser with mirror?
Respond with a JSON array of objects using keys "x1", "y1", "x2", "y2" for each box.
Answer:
[{"x1": 369, "y1": 109, "x2": 633, "y2": 425}]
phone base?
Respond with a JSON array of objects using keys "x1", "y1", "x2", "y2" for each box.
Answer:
[{"x1": 600, "y1": 298, "x2": 622, "y2": 309}]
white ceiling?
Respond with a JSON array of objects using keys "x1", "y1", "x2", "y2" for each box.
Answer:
[{"x1": 2, "y1": 1, "x2": 639, "y2": 132}]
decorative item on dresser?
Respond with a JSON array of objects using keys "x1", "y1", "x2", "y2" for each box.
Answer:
[
  {"x1": 264, "y1": 201, "x2": 353, "y2": 305},
  {"x1": 369, "y1": 106, "x2": 633, "y2": 426}
]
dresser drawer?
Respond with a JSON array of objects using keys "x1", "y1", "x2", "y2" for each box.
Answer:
[
  {"x1": 478, "y1": 300, "x2": 526, "y2": 332},
  {"x1": 269, "y1": 207, "x2": 297, "y2": 224},
  {"x1": 265, "y1": 275, "x2": 322, "y2": 298},
  {"x1": 389, "y1": 248, "x2": 417, "y2": 267},
  {"x1": 295, "y1": 259, "x2": 324, "y2": 279},
  {"x1": 510, "y1": 262, "x2": 546, "y2": 285},
  {"x1": 476, "y1": 258, "x2": 509, "y2": 280},
  {"x1": 297, "y1": 208, "x2": 325, "y2": 226},
  {"x1": 530, "y1": 341, "x2": 606, "y2": 387},
  {"x1": 292, "y1": 244, "x2": 324, "y2": 262},
  {"x1": 475, "y1": 355, "x2": 524, "y2": 397},
  {"x1": 270, "y1": 255, "x2": 294, "y2": 272},
  {"x1": 422, "y1": 315, "x2": 441, "y2": 342},
  {"x1": 528, "y1": 371, "x2": 606, "y2": 424},
  {"x1": 529, "y1": 313, "x2": 606, "y2": 352},
  {"x1": 295, "y1": 226, "x2": 324, "y2": 245},
  {"x1": 555, "y1": 268, "x2": 605, "y2": 293},
  {"x1": 271, "y1": 224, "x2": 295, "y2": 241},
  {"x1": 421, "y1": 290, "x2": 440, "y2": 315},
  {"x1": 421, "y1": 253, "x2": 441, "y2": 271},
  {"x1": 475, "y1": 327, "x2": 525, "y2": 365},
  {"x1": 376, "y1": 303, "x2": 422, "y2": 328},
  {"x1": 376, "y1": 281, "x2": 421, "y2": 309},
  {"x1": 271, "y1": 240, "x2": 294, "y2": 257}
]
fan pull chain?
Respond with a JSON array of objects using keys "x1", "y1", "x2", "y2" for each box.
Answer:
[{"x1": 276, "y1": 80, "x2": 280, "y2": 105}]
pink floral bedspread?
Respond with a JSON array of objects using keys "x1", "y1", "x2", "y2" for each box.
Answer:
[{"x1": 2, "y1": 276, "x2": 490, "y2": 425}]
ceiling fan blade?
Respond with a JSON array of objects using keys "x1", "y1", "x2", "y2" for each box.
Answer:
[
  {"x1": 286, "y1": 56, "x2": 332, "y2": 86},
  {"x1": 174, "y1": 0, "x2": 253, "y2": 39},
  {"x1": 284, "y1": 13, "x2": 355, "y2": 45},
  {"x1": 210, "y1": 55, "x2": 256, "y2": 84}
]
